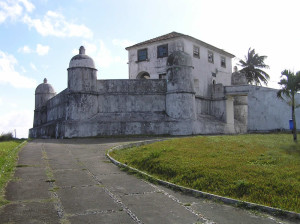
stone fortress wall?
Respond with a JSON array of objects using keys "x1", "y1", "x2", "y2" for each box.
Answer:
[
  {"x1": 247, "y1": 86, "x2": 300, "y2": 132},
  {"x1": 29, "y1": 46, "x2": 299, "y2": 138},
  {"x1": 30, "y1": 47, "x2": 247, "y2": 138}
]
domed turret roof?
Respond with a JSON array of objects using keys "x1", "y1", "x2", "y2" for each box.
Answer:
[
  {"x1": 69, "y1": 46, "x2": 95, "y2": 69},
  {"x1": 35, "y1": 78, "x2": 56, "y2": 94}
]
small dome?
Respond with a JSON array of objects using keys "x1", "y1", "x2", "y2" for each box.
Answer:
[
  {"x1": 35, "y1": 78, "x2": 56, "y2": 94},
  {"x1": 69, "y1": 46, "x2": 95, "y2": 69},
  {"x1": 167, "y1": 51, "x2": 192, "y2": 67}
]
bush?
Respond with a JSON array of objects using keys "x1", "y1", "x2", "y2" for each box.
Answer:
[{"x1": 0, "y1": 132, "x2": 13, "y2": 142}]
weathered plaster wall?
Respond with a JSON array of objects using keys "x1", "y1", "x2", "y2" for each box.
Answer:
[
  {"x1": 247, "y1": 86, "x2": 300, "y2": 131},
  {"x1": 67, "y1": 93, "x2": 98, "y2": 120},
  {"x1": 68, "y1": 67, "x2": 97, "y2": 92},
  {"x1": 183, "y1": 38, "x2": 232, "y2": 97},
  {"x1": 128, "y1": 38, "x2": 183, "y2": 80},
  {"x1": 97, "y1": 80, "x2": 166, "y2": 113},
  {"x1": 46, "y1": 89, "x2": 67, "y2": 122},
  {"x1": 127, "y1": 37, "x2": 232, "y2": 98}
]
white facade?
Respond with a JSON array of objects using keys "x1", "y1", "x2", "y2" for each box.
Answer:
[{"x1": 126, "y1": 32, "x2": 234, "y2": 97}]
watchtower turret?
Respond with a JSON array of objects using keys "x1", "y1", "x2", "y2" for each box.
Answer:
[
  {"x1": 35, "y1": 78, "x2": 56, "y2": 109},
  {"x1": 231, "y1": 66, "x2": 248, "y2": 132},
  {"x1": 165, "y1": 51, "x2": 196, "y2": 120},
  {"x1": 68, "y1": 46, "x2": 97, "y2": 92}
]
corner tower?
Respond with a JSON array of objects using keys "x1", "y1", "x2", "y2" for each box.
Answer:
[
  {"x1": 35, "y1": 78, "x2": 56, "y2": 109},
  {"x1": 231, "y1": 66, "x2": 248, "y2": 132},
  {"x1": 33, "y1": 78, "x2": 56, "y2": 127},
  {"x1": 66, "y1": 46, "x2": 98, "y2": 122},
  {"x1": 166, "y1": 51, "x2": 196, "y2": 120},
  {"x1": 68, "y1": 46, "x2": 97, "y2": 92}
]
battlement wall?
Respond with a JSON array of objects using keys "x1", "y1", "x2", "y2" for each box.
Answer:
[
  {"x1": 97, "y1": 79, "x2": 166, "y2": 94},
  {"x1": 46, "y1": 89, "x2": 68, "y2": 122},
  {"x1": 97, "y1": 79, "x2": 166, "y2": 113}
]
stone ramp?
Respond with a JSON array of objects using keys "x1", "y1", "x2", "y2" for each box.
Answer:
[{"x1": 0, "y1": 139, "x2": 295, "y2": 224}]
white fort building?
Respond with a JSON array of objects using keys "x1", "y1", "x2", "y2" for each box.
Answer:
[{"x1": 29, "y1": 32, "x2": 299, "y2": 138}]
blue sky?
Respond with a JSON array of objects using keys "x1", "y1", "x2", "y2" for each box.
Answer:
[{"x1": 0, "y1": 0, "x2": 299, "y2": 138}]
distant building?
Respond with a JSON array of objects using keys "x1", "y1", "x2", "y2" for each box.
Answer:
[{"x1": 126, "y1": 32, "x2": 234, "y2": 97}]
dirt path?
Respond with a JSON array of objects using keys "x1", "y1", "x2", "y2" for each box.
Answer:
[{"x1": 0, "y1": 138, "x2": 295, "y2": 224}]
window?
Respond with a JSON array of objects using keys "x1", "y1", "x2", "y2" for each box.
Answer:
[
  {"x1": 157, "y1": 44, "x2": 168, "y2": 58},
  {"x1": 208, "y1": 51, "x2": 214, "y2": 63},
  {"x1": 221, "y1": 56, "x2": 226, "y2": 68},
  {"x1": 137, "y1": 48, "x2": 148, "y2": 62},
  {"x1": 212, "y1": 72, "x2": 216, "y2": 77},
  {"x1": 193, "y1": 46, "x2": 200, "y2": 58},
  {"x1": 159, "y1": 73, "x2": 166, "y2": 79}
]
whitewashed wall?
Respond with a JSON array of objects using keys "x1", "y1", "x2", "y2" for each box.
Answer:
[
  {"x1": 247, "y1": 86, "x2": 300, "y2": 131},
  {"x1": 127, "y1": 37, "x2": 233, "y2": 97}
]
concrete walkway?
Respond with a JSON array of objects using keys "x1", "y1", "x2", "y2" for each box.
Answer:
[{"x1": 0, "y1": 139, "x2": 296, "y2": 224}]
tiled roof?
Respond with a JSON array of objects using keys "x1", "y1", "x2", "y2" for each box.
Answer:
[
  {"x1": 125, "y1": 32, "x2": 185, "y2": 49},
  {"x1": 125, "y1": 31, "x2": 235, "y2": 58}
]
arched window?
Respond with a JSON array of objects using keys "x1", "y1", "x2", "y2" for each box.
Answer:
[{"x1": 136, "y1": 71, "x2": 150, "y2": 79}]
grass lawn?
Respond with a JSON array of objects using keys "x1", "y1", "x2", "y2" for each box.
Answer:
[
  {"x1": 110, "y1": 134, "x2": 300, "y2": 213},
  {"x1": 0, "y1": 140, "x2": 26, "y2": 206}
]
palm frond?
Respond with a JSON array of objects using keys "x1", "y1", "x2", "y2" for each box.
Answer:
[
  {"x1": 239, "y1": 48, "x2": 270, "y2": 85},
  {"x1": 278, "y1": 69, "x2": 300, "y2": 103}
]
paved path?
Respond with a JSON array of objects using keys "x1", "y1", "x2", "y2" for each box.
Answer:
[{"x1": 0, "y1": 139, "x2": 296, "y2": 224}]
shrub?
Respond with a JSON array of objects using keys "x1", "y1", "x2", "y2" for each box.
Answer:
[{"x1": 0, "y1": 132, "x2": 13, "y2": 142}]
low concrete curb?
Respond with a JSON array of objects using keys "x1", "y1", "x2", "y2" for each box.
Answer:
[{"x1": 106, "y1": 139, "x2": 300, "y2": 222}]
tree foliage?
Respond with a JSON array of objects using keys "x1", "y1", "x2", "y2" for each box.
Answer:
[
  {"x1": 0, "y1": 132, "x2": 13, "y2": 142},
  {"x1": 239, "y1": 48, "x2": 270, "y2": 85},
  {"x1": 277, "y1": 69, "x2": 300, "y2": 142}
]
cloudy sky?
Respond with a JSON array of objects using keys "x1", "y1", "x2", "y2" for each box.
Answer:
[{"x1": 0, "y1": 0, "x2": 299, "y2": 138}]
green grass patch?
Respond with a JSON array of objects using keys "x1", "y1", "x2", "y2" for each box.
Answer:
[
  {"x1": 0, "y1": 140, "x2": 26, "y2": 206},
  {"x1": 110, "y1": 134, "x2": 300, "y2": 213}
]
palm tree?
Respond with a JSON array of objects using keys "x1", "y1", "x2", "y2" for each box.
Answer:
[
  {"x1": 277, "y1": 70, "x2": 300, "y2": 142},
  {"x1": 238, "y1": 48, "x2": 270, "y2": 85}
]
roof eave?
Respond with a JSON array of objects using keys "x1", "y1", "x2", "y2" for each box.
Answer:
[{"x1": 125, "y1": 32, "x2": 235, "y2": 58}]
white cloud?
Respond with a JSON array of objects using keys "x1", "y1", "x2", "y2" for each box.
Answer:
[
  {"x1": 23, "y1": 11, "x2": 93, "y2": 38},
  {"x1": 18, "y1": 44, "x2": 49, "y2": 56},
  {"x1": 21, "y1": 66, "x2": 26, "y2": 73},
  {"x1": 18, "y1": 45, "x2": 32, "y2": 53},
  {"x1": 19, "y1": 0, "x2": 35, "y2": 12},
  {"x1": 9, "y1": 103, "x2": 18, "y2": 108},
  {"x1": 36, "y1": 44, "x2": 49, "y2": 55},
  {"x1": 80, "y1": 40, "x2": 123, "y2": 68},
  {"x1": 0, "y1": 109, "x2": 33, "y2": 138},
  {"x1": 0, "y1": 0, "x2": 34, "y2": 23},
  {"x1": 72, "y1": 48, "x2": 78, "y2": 55},
  {"x1": 112, "y1": 39, "x2": 135, "y2": 48},
  {"x1": 0, "y1": 50, "x2": 36, "y2": 88},
  {"x1": 30, "y1": 62, "x2": 37, "y2": 71}
]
